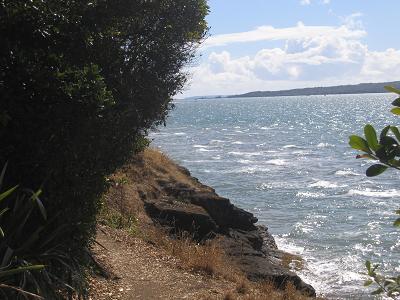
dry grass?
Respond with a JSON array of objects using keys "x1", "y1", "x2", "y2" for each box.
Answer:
[
  {"x1": 142, "y1": 148, "x2": 198, "y2": 187},
  {"x1": 142, "y1": 226, "x2": 239, "y2": 279},
  {"x1": 220, "y1": 281, "x2": 324, "y2": 300},
  {"x1": 96, "y1": 148, "x2": 321, "y2": 300}
]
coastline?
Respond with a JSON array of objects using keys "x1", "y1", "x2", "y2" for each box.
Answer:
[{"x1": 93, "y1": 148, "x2": 316, "y2": 298}]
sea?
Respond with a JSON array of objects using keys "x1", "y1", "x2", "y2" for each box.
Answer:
[{"x1": 149, "y1": 93, "x2": 400, "y2": 299}]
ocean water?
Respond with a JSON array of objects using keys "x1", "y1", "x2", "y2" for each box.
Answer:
[{"x1": 150, "y1": 94, "x2": 400, "y2": 299}]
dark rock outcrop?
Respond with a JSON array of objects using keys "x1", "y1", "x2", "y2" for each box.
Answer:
[
  {"x1": 145, "y1": 199, "x2": 217, "y2": 239},
  {"x1": 143, "y1": 178, "x2": 316, "y2": 297}
]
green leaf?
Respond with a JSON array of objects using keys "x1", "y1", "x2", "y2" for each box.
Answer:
[
  {"x1": 0, "y1": 162, "x2": 8, "y2": 190},
  {"x1": 391, "y1": 108, "x2": 400, "y2": 115},
  {"x1": 0, "y1": 185, "x2": 18, "y2": 204},
  {"x1": 356, "y1": 154, "x2": 375, "y2": 160},
  {"x1": 392, "y1": 98, "x2": 400, "y2": 107},
  {"x1": 380, "y1": 125, "x2": 391, "y2": 140},
  {"x1": 366, "y1": 261, "x2": 371, "y2": 272},
  {"x1": 29, "y1": 189, "x2": 46, "y2": 220},
  {"x1": 0, "y1": 227, "x2": 4, "y2": 238},
  {"x1": 364, "y1": 279, "x2": 373, "y2": 286},
  {"x1": 366, "y1": 164, "x2": 388, "y2": 177},
  {"x1": 364, "y1": 125, "x2": 379, "y2": 151},
  {"x1": 385, "y1": 86, "x2": 400, "y2": 95},
  {"x1": 384, "y1": 279, "x2": 396, "y2": 286},
  {"x1": 371, "y1": 287, "x2": 384, "y2": 295},
  {"x1": 0, "y1": 265, "x2": 45, "y2": 278},
  {"x1": 380, "y1": 136, "x2": 398, "y2": 146},
  {"x1": 349, "y1": 135, "x2": 370, "y2": 153},
  {"x1": 0, "y1": 207, "x2": 9, "y2": 218},
  {"x1": 394, "y1": 218, "x2": 400, "y2": 227},
  {"x1": 390, "y1": 126, "x2": 400, "y2": 142}
]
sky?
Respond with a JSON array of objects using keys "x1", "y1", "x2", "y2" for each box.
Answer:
[{"x1": 181, "y1": 0, "x2": 400, "y2": 97}]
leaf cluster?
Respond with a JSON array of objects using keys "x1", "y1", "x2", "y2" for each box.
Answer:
[
  {"x1": 0, "y1": 164, "x2": 86, "y2": 299},
  {"x1": 0, "y1": 0, "x2": 209, "y2": 290},
  {"x1": 349, "y1": 86, "x2": 400, "y2": 227},
  {"x1": 349, "y1": 86, "x2": 400, "y2": 298},
  {"x1": 364, "y1": 261, "x2": 400, "y2": 298}
]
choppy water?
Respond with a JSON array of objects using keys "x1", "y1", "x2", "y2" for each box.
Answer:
[{"x1": 150, "y1": 94, "x2": 400, "y2": 299}]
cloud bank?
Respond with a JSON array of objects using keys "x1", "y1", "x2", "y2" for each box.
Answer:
[{"x1": 183, "y1": 18, "x2": 400, "y2": 97}]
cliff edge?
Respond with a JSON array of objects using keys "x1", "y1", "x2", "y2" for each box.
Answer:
[{"x1": 92, "y1": 148, "x2": 316, "y2": 298}]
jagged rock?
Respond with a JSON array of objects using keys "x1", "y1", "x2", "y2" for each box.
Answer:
[
  {"x1": 144, "y1": 200, "x2": 217, "y2": 239},
  {"x1": 189, "y1": 193, "x2": 258, "y2": 231},
  {"x1": 220, "y1": 230, "x2": 316, "y2": 297},
  {"x1": 144, "y1": 176, "x2": 316, "y2": 297},
  {"x1": 258, "y1": 225, "x2": 278, "y2": 250},
  {"x1": 235, "y1": 254, "x2": 316, "y2": 297}
]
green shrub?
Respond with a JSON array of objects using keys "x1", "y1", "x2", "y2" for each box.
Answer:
[
  {"x1": 0, "y1": 164, "x2": 86, "y2": 299},
  {"x1": 0, "y1": 0, "x2": 208, "y2": 279},
  {"x1": 349, "y1": 86, "x2": 400, "y2": 298}
]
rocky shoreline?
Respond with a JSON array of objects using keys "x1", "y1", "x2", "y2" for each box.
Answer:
[{"x1": 142, "y1": 164, "x2": 316, "y2": 297}]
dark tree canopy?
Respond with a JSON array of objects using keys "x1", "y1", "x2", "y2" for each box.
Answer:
[{"x1": 0, "y1": 0, "x2": 208, "y2": 253}]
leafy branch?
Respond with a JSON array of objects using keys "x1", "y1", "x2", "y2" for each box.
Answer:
[{"x1": 349, "y1": 86, "x2": 400, "y2": 298}]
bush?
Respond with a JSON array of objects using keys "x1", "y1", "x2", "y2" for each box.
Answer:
[
  {"x1": 0, "y1": 164, "x2": 85, "y2": 299},
  {"x1": 0, "y1": 0, "x2": 208, "y2": 275},
  {"x1": 349, "y1": 86, "x2": 400, "y2": 298}
]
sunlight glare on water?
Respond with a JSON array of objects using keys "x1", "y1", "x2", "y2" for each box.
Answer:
[{"x1": 150, "y1": 94, "x2": 400, "y2": 299}]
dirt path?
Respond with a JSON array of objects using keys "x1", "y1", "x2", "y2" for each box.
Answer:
[{"x1": 89, "y1": 226, "x2": 234, "y2": 300}]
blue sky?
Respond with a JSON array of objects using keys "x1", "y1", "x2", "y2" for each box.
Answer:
[{"x1": 182, "y1": 0, "x2": 400, "y2": 97}]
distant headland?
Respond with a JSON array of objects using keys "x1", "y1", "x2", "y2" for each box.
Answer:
[{"x1": 187, "y1": 81, "x2": 400, "y2": 100}]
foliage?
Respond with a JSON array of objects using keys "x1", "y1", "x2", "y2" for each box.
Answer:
[
  {"x1": 349, "y1": 86, "x2": 400, "y2": 298},
  {"x1": 0, "y1": 0, "x2": 208, "y2": 282},
  {"x1": 0, "y1": 164, "x2": 86, "y2": 299}
]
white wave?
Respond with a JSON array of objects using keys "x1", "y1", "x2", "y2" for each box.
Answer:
[
  {"x1": 317, "y1": 142, "x2": 333, "y2": 148},
  {"x1": 309, "y1": 180, "x2": 343, "y2": 189},
  {"x1": 196, "y1": 148, "x2": 216, "y2": 152},
  {"x1": 173, "y1": 132, "x2": 186, "y2": 136},
  {"x1": 347, "y1": 188, "x2": 400, "y2": 198},
  {"x1": 233, "y1": 167, "x2": 261, "y2": 174},
  {"x1": 295, "y1": 222, "x2": 314, "y2": 233},
  {"x1": 238, "y1": 159, "x2": 252, "y2": 164},
  {"x1": 232, "y1": 141, "x2": 244, "y2": 145},
  {"x1": 228, "y1": 151, "x2": 245, "y2": 156},
  {"x1": 193, "y1": 144, "x2": 207, "y2": 148},
  {"x1": 274, "y1": 236, "x2": 305, "y2": 255},
  {"x1": 228, "y1": 151, "x2": 264, "y2": 157},
  {"x1": 283, "y1": 144, "x2": 300, "y2": 149},
  {"x1": 335, "y1": 169, "x2": 360, "y2": 176},
  {"x1": 256, "y1": 183, "x2": 273, "y2": 190},
  {"x1": 265, "y1": 159, "x2": 286, "y2": 166},
  {"x1": 296, "y1": 191, "x2": 326, "y2": 198}
]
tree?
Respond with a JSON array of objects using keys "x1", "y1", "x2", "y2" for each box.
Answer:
[
  {"x1": 349, "y1": 86, "x2": 400, "y2": 298},
  {"x1": 0, "y1": 0, "x2": 209, "y2": 293}
]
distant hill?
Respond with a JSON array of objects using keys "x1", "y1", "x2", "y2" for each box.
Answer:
[{"x1": 228, "y1": 81, "x2": 400, "y2": 98}]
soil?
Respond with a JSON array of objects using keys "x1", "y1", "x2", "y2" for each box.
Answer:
[{"x1": 88, "y1": 226, "x2": 235, "y2": 300}]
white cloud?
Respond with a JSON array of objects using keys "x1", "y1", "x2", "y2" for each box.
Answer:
[
  {"x1": 202, "y1": 22, "x2": 366, "y2": 49},
  {"x1": 300, "y1": 0, "x2": 330, "y2": 5},
  {"x1": 182, "y1": 20, "x2": 400, "y2": 97}
]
